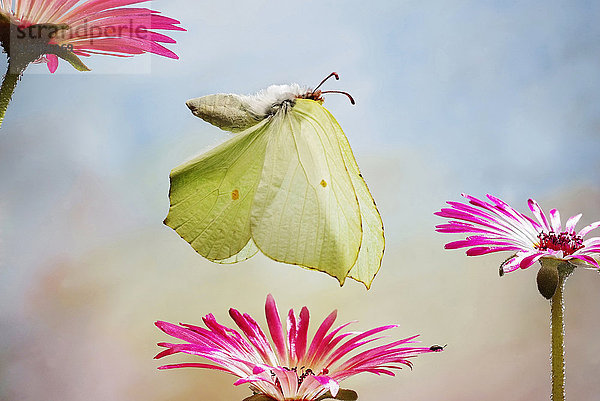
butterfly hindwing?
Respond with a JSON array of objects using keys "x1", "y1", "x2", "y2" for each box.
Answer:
[
  {"x1": 250, "y1": 99, "x2": 362, "y2": 284},
  {"x1": 164, "y1": 120, "x2": 269, "y2": 262},
  {"x1": 213, "y1": 239, "x2": 259, "y2": 264},
  {"x1": 322, "y1": 106, "x2": 385, "y2": 288}
]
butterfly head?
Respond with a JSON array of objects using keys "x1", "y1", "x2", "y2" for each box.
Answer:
[
  {"x1": 239, "y1": 73, "x2": 355, "y2": 120},
  {"x1": 298, "y1": 72, "x2": 355, "y2": 105}
]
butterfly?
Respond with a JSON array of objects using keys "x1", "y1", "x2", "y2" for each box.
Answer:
[{"x1": 164, "y1": 73, "x2": 384, "y2": 288}]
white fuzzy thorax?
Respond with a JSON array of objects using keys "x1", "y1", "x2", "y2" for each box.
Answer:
[{"x1": 239, "y1": 84, "x2": 308, "y2": 118}]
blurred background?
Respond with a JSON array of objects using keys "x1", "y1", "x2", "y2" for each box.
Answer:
[{"x1": 1, "y1": 0, "x2": 600, "y2": 400}]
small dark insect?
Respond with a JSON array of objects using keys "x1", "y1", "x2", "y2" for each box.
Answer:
[{"x1": 429, "y1": 344, "x2": 447, "y2": 352}]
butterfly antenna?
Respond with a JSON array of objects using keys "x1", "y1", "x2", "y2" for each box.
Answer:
[
  {"x1": 320, "y1": 90, "x2": 356, "y2": 105},
  {"x1": 313, "y1": 72, "x2": 340, "y2": 92}
]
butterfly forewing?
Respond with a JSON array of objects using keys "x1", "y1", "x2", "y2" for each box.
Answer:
[
  {"x1": 250, "y1": 99, "x2": 362, "y2": 284},
  {"x1": 165, "y1": 120, "x2": 269, "y2": 262}
]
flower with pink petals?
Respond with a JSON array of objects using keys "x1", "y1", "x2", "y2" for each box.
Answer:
[
  {"x1": 0, "y1": 0, "x2": 184, "y2": 127},
  {"x1": 0, "y1": 0, "x2": 184, "y2": 72},
  {"x1": 435, "y1": 193, "x2": 600, "y2": 274},
  {"x1": 155, "y1": 295, "x2": 437, "y2": 401}
]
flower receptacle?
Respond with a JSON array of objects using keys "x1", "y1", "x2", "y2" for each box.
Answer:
[{"x1": 537, "y1": 258, "x2": 575, "y2": 300}]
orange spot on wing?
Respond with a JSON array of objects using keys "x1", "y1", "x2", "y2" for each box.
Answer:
[
  {"x1": 231, "y1": 189, "x2": 240, "y2": 200},
  {"x1": 320, "y1": 179, "x2": 327, "y2": 188}
]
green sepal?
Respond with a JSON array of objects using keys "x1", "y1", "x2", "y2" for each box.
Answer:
[
  {"x1": 53, "y1": 45, "x2": 90, "y2": 71},
  {"x1": 316, "y1": 389, "x2": 358, "y2": 400},
  {"x1": 537, "y1": 258, "x2": 575, "y2": 300},
  {"x1": 537, "y1": 260, "x2": 559, "y2": 299}
]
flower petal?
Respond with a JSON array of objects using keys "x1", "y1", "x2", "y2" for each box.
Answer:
[
  {"x1": 549, "y1": 209, "x2": 562, "y2": 233},
  {"x1": 568, "y1": 254, "x2": 599, "y2": 268},
  {"x1": 565, "y1": 214, "x2": 582, "y2": 234},
  {"x1": 519, "y1": 252, "x2": 544, "y2": 269},
  {"x1": 578, "y1": 221, "x2": 600, "y2": 238},
  {"x1": 296, "y1": 307, "x2": 310, "y2": 362},
  {"x1": 46, "y1": 54, "x2": 59, "y2": 72},
  {"x1": 264, "y1": 294, "x2": 287, "y2": 366},
  {"x1": 527, "y1": 199, "x2": 551, "y2": 231}
]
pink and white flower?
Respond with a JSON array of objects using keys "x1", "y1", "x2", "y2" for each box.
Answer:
[
  {"x1": 435, "y1": 193, "x2": 600, "y2": 274},
  {"x1": 0, "y1": 0, "x2": 184, "y2": 72},
  {"x1": 155, "y1": 295, "x2": 435, "y2": 401}
]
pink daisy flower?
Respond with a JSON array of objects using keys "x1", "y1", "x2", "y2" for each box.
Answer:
[
  {"x1": 435, "y1": 193, "x2": 600, "y2": 274},
  {"x1": 0, "y1": 0, "x2": 184, "y2": 127},
  {"x1": 155, "y1": 295, "x2": 436, "y2": 401},
  {"x1": 0, "y1": 0, "x2": 184, "y2": 72}
]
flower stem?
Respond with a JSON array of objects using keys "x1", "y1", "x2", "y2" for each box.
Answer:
[
  {"x1": 0, "y1": 59, "x2": 26, "y2": 128},
  {"x1": 551, "y1": 273, "x2": 566, "y2": 401},
  {"x1": 549, "y1": 262, "x2": 574, "y2": 401}
]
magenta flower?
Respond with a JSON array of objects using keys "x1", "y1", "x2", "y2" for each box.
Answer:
[
  {"x1": 155, "y1": 295, "x2": 436, "y2": 401},
  {"x1": 435, "y1": 193, "x2": 600, "y2": 274},
  {"x1": 0, "y1": 0, "x2": 184, "y2": 72}
]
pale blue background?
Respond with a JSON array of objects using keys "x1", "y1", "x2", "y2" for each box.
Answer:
[{"x1": 1, "y1": 1, "x2": 599, "y2": 400}]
